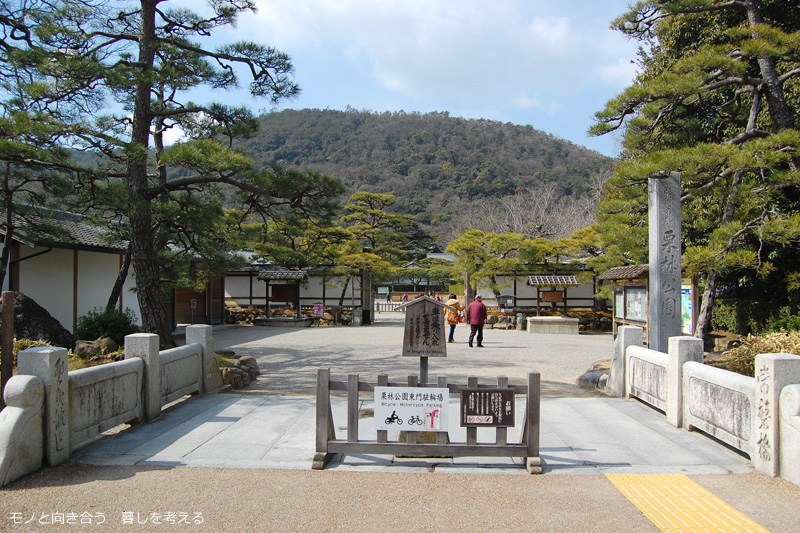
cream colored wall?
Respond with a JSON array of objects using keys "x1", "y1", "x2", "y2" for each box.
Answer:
[
  {"x1": 223, "y1": 274, "x2": 359, "y2": 308},
  {"x1": 77, "y1": 252, "x2": 140, "y2": 324},
  {"x1": 16, "y1": 246, "x2": 141, "y2": 333},
  {"x1": 18, "y1": 247, "x2": 74, "y2": 330}
]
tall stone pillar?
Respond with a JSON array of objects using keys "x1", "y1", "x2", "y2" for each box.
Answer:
[{"x1": 648, "y1": 172, "x2": 682, "y2": 352}]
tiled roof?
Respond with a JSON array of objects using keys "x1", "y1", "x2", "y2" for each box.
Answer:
[
  {"x1": 597, "y1": 264, "x2": 649, "y2": 280},
  {"x1": 526, "y1": 275, "x2": 579, "y2": 287},
  {"x1": 257, "y1": 268, "x2": 307, "y2": 281},
  {"x1": 1, "y1": 208, "x2": 127, "y2": 253}
]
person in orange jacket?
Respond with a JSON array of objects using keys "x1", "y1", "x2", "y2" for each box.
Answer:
[{"x1": 444, "y1": 294, "x2": 464, "y2": 343}]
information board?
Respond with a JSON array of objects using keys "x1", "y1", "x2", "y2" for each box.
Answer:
[
  {"x1": 460, "y1": 389, "x2": 515, "y2": 427},
  {"x1": 374, "y1": 386, "x2": 449, "y2": 432}
]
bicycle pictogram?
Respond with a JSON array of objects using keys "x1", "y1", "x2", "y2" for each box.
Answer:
[{"x1": 408, "y1": 415, "x2": 423, "y2": 425}]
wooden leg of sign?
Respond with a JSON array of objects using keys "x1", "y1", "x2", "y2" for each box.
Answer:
[
  {"x1": 466, "y1": 376, "x2": 478, "y2": 445},
  {"x1": 526, "y1": 457, "x2": 542, "y2": 474},
  {"x1": 525, "y1": 371, "x2": 542, "y2": 474},
  {"x1": 377, "y1": 374, "x2": 388, "y2": 444},
  {"x1": 420, "y1": 357, "x2": 428, "y2": 385},
  {"x1": 313, "y1": 368, "x2": 334, "y2": 470}
]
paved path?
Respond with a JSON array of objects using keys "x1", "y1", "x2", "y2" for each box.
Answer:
[{"x1": 3, "y1": 313, "x2": 799, "y2": 531}]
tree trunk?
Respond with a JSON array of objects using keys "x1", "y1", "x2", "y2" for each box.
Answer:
[
  {"x1": 128, "y1": 0, "x2": 174, "y2": 347},
  {"x1": 694, "y1": 269, "x2": 719, "y2": 341},
  {"x1": 695, "y1": 168, "x2": 745, "y2": 341},
  {"x1": 338, "y1": 276, "x2": 351, "y2": 307},
  {"x1": 106, "y1": 250, "x2": 131, "y2": 311},
  {"x1": 745, "y1": 0, "x2": 795, "y2": 130},
  {"x1": 0, "y1": 163, "x2": 13, "y2": 290}
]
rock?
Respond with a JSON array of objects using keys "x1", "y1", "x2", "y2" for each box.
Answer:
[
  {"x1": 9, "y1": 292, "x2": 76, "y2": 349},
  {"x1": 97, "y1": 337, "x2": 118, "y2": 353},
  {"x1": 235, "y1": 356, "x2": 260, "y2": 379},
  {"x1": 74, "y1": 337, "x2": 118, "y2": 359},
  {"x1": 220, "y1": 367, "x2": 252, "y2": 389},
  {"x1": 576, "y1": 359, "x2": 611, "y2": 390}
]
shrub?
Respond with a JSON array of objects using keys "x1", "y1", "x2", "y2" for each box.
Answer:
[
  {"x1": 76, "y1": 307, "x2": 139, "y2": 346},
  {"x1": 0, "y1": 339, "x2": 53, "y2": 368},
  {"x1": 722, "y1": 331, "x2": 800, "y2": 377},
  {"x1": 768, "y1": 314, "x2": 800, "y2": 333}
]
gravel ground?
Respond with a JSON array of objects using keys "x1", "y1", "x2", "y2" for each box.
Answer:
[
  {"x1": 209, "y1": 313, "x2": 614, "y2": 396},
  {"x1": 3, "y1": 464, "x2": 799, "y2": 532}
]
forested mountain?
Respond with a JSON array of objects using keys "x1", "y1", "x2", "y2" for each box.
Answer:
[{"x1": 234, "y1": 109, "x2": 613, "y2": 235}]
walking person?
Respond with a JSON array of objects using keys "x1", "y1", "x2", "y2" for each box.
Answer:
[
  {"x1": 467, "y1": 295, "x2": 487, "y2": 348},
  {"x1": 444, "y1": 294, "x2": 464, "y2": 344}
]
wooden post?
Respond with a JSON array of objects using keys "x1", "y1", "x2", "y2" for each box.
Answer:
[
  {"x1": 420, "y1": 357, "x2": 428, "y2": 385},
  {"x1": 1, "y1": 291, "x2": 14, "y2": 409},
  {"x1": 312, "y1": 368, "x2": 334, "y2": 469},
  {"x1": 526, "y1": 371, "x2": 542, "y2": 474},
  {"x1": 377, "y1": 374, "x2": 388, "y2": 444},
  {"x1": 496, "y1": 376, "x2": 508, "y2": 445},
  {"x1": 466, "y1": 376, "x2": 478, "y2": 445},
  {"x1": 347, "y1": 374, "x2": 359, "y2": 442}
]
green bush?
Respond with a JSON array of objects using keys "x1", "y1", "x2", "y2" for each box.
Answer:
[
  {"x1": 768, "y1": 314, "x2": 800, "y2": 332},
  {"x1": 76, "y1": 307, "x2": 140, "y2": 345},
  {"x1": 711, "y1": 298, "x2": 778, "y2": 335}
]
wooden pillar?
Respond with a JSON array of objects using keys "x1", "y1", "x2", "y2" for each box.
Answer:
[{"x1": 1, "y1": 291, "x2": 14, "y2": 409}]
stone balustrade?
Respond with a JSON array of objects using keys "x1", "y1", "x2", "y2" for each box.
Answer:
[
  {"x1": 0, "y1": 325, "x2": 222, "y2": 487},
  {"x1": 610, "y1": 325, "x2": 800, "y2": 487}
]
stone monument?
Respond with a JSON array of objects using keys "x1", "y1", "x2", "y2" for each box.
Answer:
[{"x1": 649, "y1": 172, "x2": 682, "y2": 353}]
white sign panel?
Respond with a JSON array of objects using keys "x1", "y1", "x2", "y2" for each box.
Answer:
[{"x1": 374, "y1": 387, "x2": 449, "y2": 432}]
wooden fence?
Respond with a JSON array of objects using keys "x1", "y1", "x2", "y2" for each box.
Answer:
[{"x1": 313, "y1": 369, "x2": 542, "y2": 473}]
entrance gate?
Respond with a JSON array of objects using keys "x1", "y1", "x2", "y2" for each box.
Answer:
[{"x1": 313, "y1": 369, "x2": 542, "y2": 473}]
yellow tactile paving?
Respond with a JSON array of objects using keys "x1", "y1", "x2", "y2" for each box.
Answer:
[{"x1": 606, "y1": 474, "x2": 771, "y2": 533}]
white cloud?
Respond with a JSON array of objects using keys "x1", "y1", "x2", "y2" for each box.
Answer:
[
  {"x1": 512, "y1": 94, "x2": 542, "y2": 109},
  {"x1": 596, "y1": 58, "x2": 640, "y2": 88},
  {"x1": 161, "y1": 124, "x2": 186, "y2": 146}
]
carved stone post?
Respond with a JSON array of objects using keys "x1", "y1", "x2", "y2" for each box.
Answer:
[
  {"x1": 17, "y1": 347, "x2": 69, "y2": 466},
  {"x1": 648, "y1": 172, "x2": 682, "y2": 352}
]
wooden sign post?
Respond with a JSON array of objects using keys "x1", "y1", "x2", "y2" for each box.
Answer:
[{"x1": 396, "y1": 296, "x2": 456, "y2": 384}]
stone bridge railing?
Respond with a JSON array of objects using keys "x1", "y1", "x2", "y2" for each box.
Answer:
[
  {"x1": 609, "y1": 325, "x2": 800, "y2": 487},
  {"x1": 0, "y1": 325, "x2": 222, "y2": 487}
]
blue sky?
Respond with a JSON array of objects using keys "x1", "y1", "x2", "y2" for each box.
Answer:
[{"x1": 207, "y1": 1, "x2": 640, "y2": 157}]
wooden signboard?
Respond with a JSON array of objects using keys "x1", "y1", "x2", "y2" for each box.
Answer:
[
  {"x1": 541, "y1": 291, "x2": 563, "y2": 302},
  {"x1": 401, "y1": 297, "x2": 447, "y2": 357},
  {"x1": 460, "y1": 388, "x2": 515, "y2": 427}
]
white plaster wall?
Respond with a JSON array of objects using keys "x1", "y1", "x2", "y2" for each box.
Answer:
[
  {"x1": 18, "y1": 247, "x2": 74, "y2": 331},
  {"x1": 76, "y1": 252, "x2": 138, "y2": 324},
  {"x1": 301, "y1": 276, "x2": 358, "y2": 303},
  {"x1": 224, "y1": 275, "x2": 263, "y2": 306},
  {"x1": 223, "y1": 275, "x2": 358, "y2": 307},
  {"x1": 477, "y1": 276, "x2": 596, "y2": 307},
  {"x1": 16, "y1": 246, "x2": 140, "y2": 333}
]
